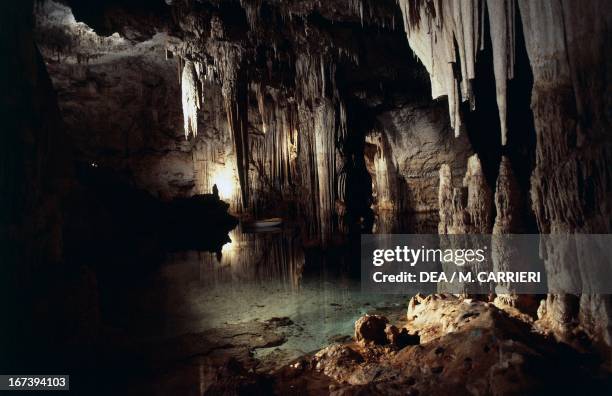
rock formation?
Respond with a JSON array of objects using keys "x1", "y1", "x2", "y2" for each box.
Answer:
[
  {"x1": 290, "y1": 295, "x2": 608, "y2": 394},
  {"x1": 4, "y1": 0, "x2": 612, "y2": 392},
  {"x1": 520, "y1": 0, "x2": 611, "y2": 361},
  {"x1": 438, "y1": 154, "x2": 492, "y2": 235},
  {"x1": 34, "y1": 0, "x2": 196, "y2": 200},
  {"x1": 354, "y1": 315, "x2": 389, "y2": 346}
]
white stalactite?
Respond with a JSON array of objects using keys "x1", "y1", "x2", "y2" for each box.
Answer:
[
  {"x1": 181, "y1": 60, "x2": 200, "y2": 139},
  {"x1": 397, "y1": 0, "x2": 515, "y2": 144},
  {"x1": 487, "y1": 0, "x2": 515, "y2": 145}
]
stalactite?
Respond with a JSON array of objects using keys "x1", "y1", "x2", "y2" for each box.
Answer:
[
  {"x1": 239, "y1": 0, "x2": 262, "y2": 31},
  {"x1": 486, "y1": 0, "x2": 515, "y2": 145},
  {"x1": 253, "y1": 82, "x2": 270, "y2": 135},
  {"x1": 293, "y1": 53, "x2": 345, "y2": 244},
  {"x1": 223, "y1": 81, "x2": 250, "y2": 209},
  {"x1": 313, "y1": 100, "x2": 337, "y2": 244},
  {"x1": 397, "y1": 0, "x2": 515, "y2": 144},
  {"x1": 210, "y1": 43, "x2": 250, "y2": 209},
  {"x1": 250, "y1": 96, "x2": 297, "y2": 207},
  {"x1": 181, "y1": 60, "x2": 200, "y2": 139},
  {"x1": 397, "y1": 0, "x2": 467, "y2": 135}
]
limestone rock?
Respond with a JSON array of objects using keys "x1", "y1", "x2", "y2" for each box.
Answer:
[
  {"x1": 35, "y1": 1, "x2": 196, "y2": 201},
  {"x1": 312, "y1": 344, "x2": 364, "y2": 379},
  {"x1": 438, "y1": 154, "x2": 493, "y2": 235},
  {"x1": 354, "y1": 314, "x2": 389, "y2": 346},
  {"x1": 385, "y1": 324, "x2": 419, "y2": 348},
  {"x1": 463, "y1": 154, "x2": 493, "y2": 233}
]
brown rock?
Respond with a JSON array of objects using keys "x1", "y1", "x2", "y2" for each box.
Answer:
[
  {"x1": 385, "y1": 324, "x2": 419, "y2": 348},
  {"x1": 312, "y1": 344, "x2": 364, "y2": 380},
  {"x1": 354, "y1": 314, "x2": 389, "y2": 345}
]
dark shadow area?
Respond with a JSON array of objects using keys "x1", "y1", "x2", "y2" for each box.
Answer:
[
  {"x1": 462, "y1": 1, "x2": 538, "y2": 232},
  {"x1": 66, "y1": 163, "x2": 237, "y2": 269}
]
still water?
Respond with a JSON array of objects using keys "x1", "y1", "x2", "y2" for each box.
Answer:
[{"x1": 103, "y1": 212, "x2": 434, "y2": 364}]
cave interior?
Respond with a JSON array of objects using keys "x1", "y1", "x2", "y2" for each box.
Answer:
[{"x1": 1, "y1": 0, "x2": 611, "y2": 394}]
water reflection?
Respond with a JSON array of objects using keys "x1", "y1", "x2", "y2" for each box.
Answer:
[
  {"x1": 103, "y1": 220, "x2": 414, "y2": 369},
  {"x1": 197, "y1": 226, "x2": 305, "y2": 290},
  {"x1": 374, "y1": 209, "x2": 439, "y2": 234}
]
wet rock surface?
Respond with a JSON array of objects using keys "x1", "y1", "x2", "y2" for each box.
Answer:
[{"x1": 275, "y1": 295, "x2": 612, "y2": 395}]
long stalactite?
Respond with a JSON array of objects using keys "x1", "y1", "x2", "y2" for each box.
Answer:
[{"x1": 397, "y1": 0, "x2": 515, "y2": 144}]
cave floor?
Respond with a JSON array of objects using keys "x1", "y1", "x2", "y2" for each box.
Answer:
[{"x1": 89, "y1": 225, "x2": 409, "y2": 394}]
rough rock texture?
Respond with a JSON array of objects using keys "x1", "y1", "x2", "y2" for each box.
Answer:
[
  {"x1": 24, "y1": 0, "x2": 612, "y2": 379},
  {"x1": 438, "y1": 154, "x2": 492, "y2": 235},
  {"x1": 518, "y1": 0, "x2": 612, "y2": 361},
  {"x1": 403, "y1": 0, "x2": 611, "y2": 363},
  {"x1": 34, "y1": 0, "x2": 472, "y2": 241},
  {"x1": 354, "y1": 315, "x2": 389, "y2": 346},
  {"x1": 385, "y1": 324, "x2": 419, "y2": 348},
  {"x1": 491, "y1": 157, "x2": 539, "y2": 313},
  {"x1": 369, "y1": 98, "x2": 472, "y2": 216},
  {"x1": 289, "y1": 296, "x2": 610, "y2": 395},
  {"x1": 35, "y1": 0, "x2": 196, "y2": 200}
]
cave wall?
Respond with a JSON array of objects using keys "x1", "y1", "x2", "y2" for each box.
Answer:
[
  {"x1": 164, "y1": 0, "x2": 477, "y2": 240},
  {"x1": 35, "y1": 0, "x2": 196, "y2": 200},
  {"x1": 4, "y1": 0, "x2": 612, "y2": 373},
  {"x1": 403, "y1": 0, "x2": 611, "y2": 360},
  {"x1": 519, "y1": 0, "x2": 612, "y2": 360},
  {"x1": 370, "y1": 98, "x2": 472, "y2": 216},
  {"x1": 30, "y1": 0, "x2": 612, "y2": 362},
  {"x1": 36, "y1": 0, "x2": 473, "y2": 242},
  {"x1": 0, "y1": 0, "x2": 89, "y2": 367}
]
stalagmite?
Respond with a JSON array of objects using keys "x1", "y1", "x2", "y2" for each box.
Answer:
[
  {"x1": 181, "y1": 60, "x2": 200, "y2": 139},
  {"x1": 367, "y1": 131, "x2": 392, "y2": 210},
  {"x1": 438, "y1": 164, "x2": 453, "y2": 234},
  {"x1": 519, "y1": 0, "x2": 612, "y2": 358},
  {"x1": 492, "y1": 156, "x2": 521, "y2": 235},
  {"x1": 491, "y1": 157, "x2": 538, "y2": 312},
  {"x1": 438, "y1": 155, "x2": 492, "y2": 235},
  {"x1": 463, "y1": 154, "x2": 493, "y2": 233}
]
